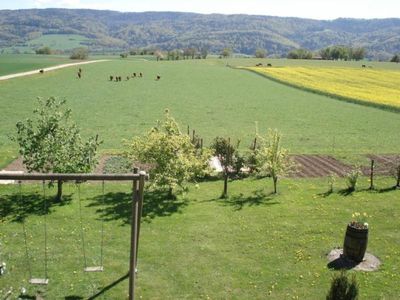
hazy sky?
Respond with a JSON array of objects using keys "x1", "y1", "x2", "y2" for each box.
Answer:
[{"x1": 1, "y1": 0, "x2": 399, "y2": 20}]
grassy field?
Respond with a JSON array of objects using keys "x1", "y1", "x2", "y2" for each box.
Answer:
[
  {"x1": 0, "y1": 57, "x2": 399, "y2": 169},
  {"x1": 2, "y1": 34, "x2": 91, "y2": 54},
  {"x1": 246, "y1": 66, "x2": 400, "y2": 110},
  {"x1": 0, "y1": 54, "x2": 72, "y2": 76},
  {"x1": 27, "y1": 34, "x2": 91, "y2": 51},
  {"x1": 227, "y1": 57, "x2": 400, "y2": 70},
  {"x1": 0, "y1": 176, "x2": 399, "y2": 299}
]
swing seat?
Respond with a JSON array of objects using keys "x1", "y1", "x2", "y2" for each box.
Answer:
[
  {"x1": 29, "y1": 278, "x2": 49, "y2": 285},
  {"x1": 84, "y1": 266, "x2": 104, "y2": 272}
]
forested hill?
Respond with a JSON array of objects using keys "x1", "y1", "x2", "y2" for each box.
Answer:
[{"x1": 0, "y1": 9, "x2": 399, "y2": 59}]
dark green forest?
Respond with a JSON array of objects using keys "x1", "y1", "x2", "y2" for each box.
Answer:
[{"x1": 0, "y1": 9, "x2": 399, "y2": 59}]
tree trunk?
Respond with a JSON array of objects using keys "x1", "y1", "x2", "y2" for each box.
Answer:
[
  {"x1": 168, "y1": 186, "x2": 174, "y2": 199},
  {"x1": 396, "y1": 166, "x2": 400, "y2": 188},
  {"x1": 222, "y1": 170, "x2": 228, "y2": 198},
  {"x1": 273, "y1": 176, "x2": 278, "y2": 194},
  {"x1": 369, "y1": 159, "x2": 374, "y2": 190},
  {"x1": 56, "y1": 180, "x2": 63, "y2": 202}
]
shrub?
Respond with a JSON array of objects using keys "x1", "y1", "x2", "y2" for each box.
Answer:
[
  {"x1": 35, "y1": 46, "x2": 52, "y2": 55},
  {"x1": 70, "y1": 47, "x2": 89, "y2": 60},
  {"x1": 345, "y1": 167, "x2": 361, "y2": 191},
  {"x1": 326, "y1": 271, "x2": 358, "y2": 300}
]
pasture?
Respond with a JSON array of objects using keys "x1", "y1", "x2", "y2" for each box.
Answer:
[
  {"x1": 0, "y1": 54, "x2": 72, "y2": 76},
  {"x1": 0, "y1": 55, "x2": 399, "y2": 298},
  {"x1": 0, "y1": 56, "x2": 399, "y2": 169},
  {"x1": 0, "y1": 177, "x2": 399, "y2": 299}
]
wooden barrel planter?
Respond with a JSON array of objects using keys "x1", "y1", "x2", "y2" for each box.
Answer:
[{"x1": 343, "y1": 224, "x2": 368, "y2": 262}]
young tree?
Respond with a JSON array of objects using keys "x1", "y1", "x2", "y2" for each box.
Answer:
[
  {"x1": 390, "y1": 54, "x2": 400, "y2": 63},
  {"x1": 390, "y1": 156, "x2": 400, "y2": 189},
  {"x1": 125, "y1": 110, "x2": 211, "y2": 198},
  {"x1": 221, "y1": 48, "x2": 232, "y2": 58},
  {"x1": 210, "y1": 137, "x2": 237, "y2": 198},
  {"x1": 256, "y1": 129, "x2": 295, "y2": 193},
  {"x1": 255, "y1": 48, "x2": 267, "y2": 58},
  {"x1": 11, "y1": 97, "x2": 101, "y2": 202},
  {"x1": 70, "y1": 47, "x2": 89, "y2": 59}
]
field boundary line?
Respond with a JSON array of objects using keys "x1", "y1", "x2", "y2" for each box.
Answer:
[
  {"x1": 0, "y1": 59, "x2": 110, "y2": 81},
  {"x1": 238, "y1": 67, "x2": 400, "y2": 113}
]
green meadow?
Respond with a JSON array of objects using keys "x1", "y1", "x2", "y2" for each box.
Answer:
[
  {"x1": 0, "y1": 54, "x2": 72, "y2": 76},
  {"x1": 0, "y1": 177, "x2": 399, "y2": 299},
  {"x1": 0, "y1": 55, "x2": 399, "y2": 299},
  {"x1": 0, "y1": 57, "x2": 399, "y2": 168}
]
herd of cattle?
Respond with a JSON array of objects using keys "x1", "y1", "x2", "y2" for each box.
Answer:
[{"x1": 38, "y1": 68, "x2": 162, "y2": 81}]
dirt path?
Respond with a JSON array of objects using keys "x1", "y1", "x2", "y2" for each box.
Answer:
[{"x1": 0, "y1": 59, "x2": 109, "y2": 81}]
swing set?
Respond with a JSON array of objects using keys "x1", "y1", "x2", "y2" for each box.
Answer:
[{"x1": 0, "y1": 172, "x2": 147, "y2": 300}]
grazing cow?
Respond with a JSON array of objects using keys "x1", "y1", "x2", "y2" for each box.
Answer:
[
  {"x1": 156, "y1": 75, "x2": 161, "y2": 80},
  {"x1": 133, "y1": 73, "x2": 137, "y2": 77},
  {"x1": 139, "y1": 72, "x2": 143, "y2": 77},
  {"x1": 362, "y1": 65, "x2": 366, "y2": 68},
  {"x1": 110, "y1": 75, "x2": 113, "y2": 81},
  {"x1": 119, "y1": 76, "x2": 122, "y2": 81},
  {"x1": 126, "y1": 76, "x2": 130, "y2": 81},
  {"x1": 255, "y1": 63, "x2": 263, "y2": 66},
  {"x1": 39, "y1": 69, "x2": 44, "y2": 74},
  {"x1": 267, "y1": 63, "x2": 272, "y2": 67}
]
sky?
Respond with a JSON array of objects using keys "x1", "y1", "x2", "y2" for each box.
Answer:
[{"x1": 1, "y1": 0, "x2": 399, "y2": 20}]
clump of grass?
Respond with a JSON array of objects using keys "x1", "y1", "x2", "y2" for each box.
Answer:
[
  {"x1": 103, "y1": 156, "x2": 132, "y2": 174},
  {"x1": 326, "y1": 271, "x2": 358, "y2": 300}
]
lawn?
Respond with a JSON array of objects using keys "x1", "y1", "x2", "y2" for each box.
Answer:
[
  {"x1": 0, "y1": 176, "x2": 399, "y2": 298},
  {"x1": 0, "y1": 58, "x2": 399, "y2": 169},
  {"x1": 0, "y1": 54, "x2": 72, "y2": 76},
  {"x1": 246, "y1": 66, "x2": 400, "y2": 110}
]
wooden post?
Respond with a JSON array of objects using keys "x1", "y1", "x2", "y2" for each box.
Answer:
[
  {"x1": 192, "y1": 130, "x2": 195, "y2": 143},
  {"x1": 135, "y1": 171, "x2": 146, "y2": 269},
  {"x1": 129, "y1": 168, "x2": 139, "y2": 300},
  {"x1": 253, "y1": 137, "x2": 257, "y2": 151},
  {"x1": 369, "y1": 159, "x2": 375, "y2": 190},
  {"x1": 187, "y1": 125, "x2": 190, "y2": 136}
]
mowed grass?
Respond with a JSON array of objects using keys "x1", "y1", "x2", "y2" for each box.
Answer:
[
  {"x1": 247, "y1": 66, "x2": 400, "y2": 110},
  {"x1": 0, "y1": 54, "x2": 72, "y2": 76},
  {"x1": 0, "y1": 177, "x2": 399, "y2": 298},
  {"x1": 0, "y1": 58, "x2": 399, "y2": 168}
]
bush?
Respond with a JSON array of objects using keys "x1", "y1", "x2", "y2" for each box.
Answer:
[
  {"x1": 326, "y1": 271, "x2": 358, "y2": 300},
  {"x1": 70, "y1": 47, "x2": 89, "y2": 60},
  {"x1": 345, "y1": 167, "x2": 361, "y2": 191},
  {"x1": 35, "y1": 46, "x2": 52, "y2": 55}
]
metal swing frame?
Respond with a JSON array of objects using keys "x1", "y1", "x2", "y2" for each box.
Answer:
[{"x1": 0, "y1": 172, "x2": 147, "y2": 300}]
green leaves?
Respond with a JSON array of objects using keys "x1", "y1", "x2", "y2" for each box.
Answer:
[
  {"x1": 11, "y1": 97, "x2": 101, "y2": 174},
  {"x1": 125, "y1": 110, "x2": 211, "y2": 195}
]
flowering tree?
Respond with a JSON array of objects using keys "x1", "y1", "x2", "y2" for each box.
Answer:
[
  {"x1": 256, "y1": 129, "x2": 295, "y2": 193},
  {"x1": 125, "y1": 110, "x2": 211, "y2": 198}
]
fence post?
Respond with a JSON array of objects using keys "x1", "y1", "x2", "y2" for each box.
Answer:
[
  {"x1": 369, "y1": 159, "x2": 375, "y2": 190},
  {"x1": 135, "y1": 171, "x2": 146, "y2": 269},
  {"x1": 129, "y1": 168, "x2": 139, "y2": 300}
]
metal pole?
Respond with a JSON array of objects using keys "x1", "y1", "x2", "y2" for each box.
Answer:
[{"x1": 129, "y1": 169, "x2": 139, "y2": 300}]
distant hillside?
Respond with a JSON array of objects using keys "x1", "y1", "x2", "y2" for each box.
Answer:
[{"x1": 0, "y1": 9, "x2": 399, "y2": 59}]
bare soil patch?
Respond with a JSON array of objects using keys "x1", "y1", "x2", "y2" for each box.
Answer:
[
  {"x1": 364, "y1": 154, "x2": 400, "y2": 176},
  {"x1": 2, "y1": 154, "x2": 398, "y2": 178},
  {"x1": 291, "y1": 155, "x2": 352, "y2": 178}
]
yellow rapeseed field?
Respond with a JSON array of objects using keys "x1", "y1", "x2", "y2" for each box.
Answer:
[{"x1": 248, "y1": 66, "x2": 400, "y2": 109}]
